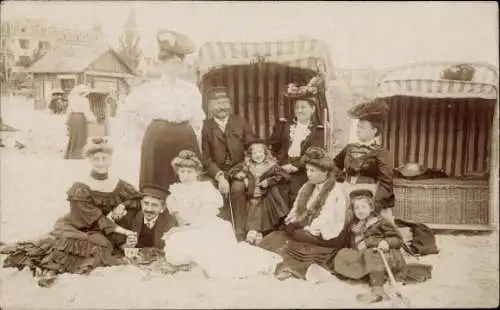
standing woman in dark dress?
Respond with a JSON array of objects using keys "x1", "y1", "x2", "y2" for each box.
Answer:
[
  {"x1": 333, "y1": 98, "x2": 395, "y2": 222},
  {"x1": 122, "y1": 29, "x2": 205, "y2": 193},
  {"x1": 64, "y1": 84, "x2": 96, "y2": 159},
  {"x1": 1, "y1": 137, "x2": 142, "y2": 287},
  {"x1": 267, "y1": 75, "x2": 325, "y2": 206}
]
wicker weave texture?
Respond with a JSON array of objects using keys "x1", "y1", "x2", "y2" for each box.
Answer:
[{"x1": 393, "y1": 183, "x2": 490, "y2": 225}]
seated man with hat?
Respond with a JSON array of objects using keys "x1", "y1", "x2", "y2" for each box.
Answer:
[
  {"x1": 201, "y1": 86, "x2": 257, "y2": 241},
  {"x1": 110, "y1": 185, "x2": 177, "y2": 251}
]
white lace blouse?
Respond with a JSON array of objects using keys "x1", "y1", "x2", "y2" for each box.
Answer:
[
  {"x1": 121, "y1": 77, "x2": 206, "y2": 141},
  {"x1": 288, "y1": 122, "x2": 311, "y2": 158},
  {"x1": 166, "y1": 181, "x2": 224, "y2": 226}
]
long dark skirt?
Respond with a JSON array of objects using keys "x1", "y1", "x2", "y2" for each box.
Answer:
[
  {"x1": 64, "y1": 112, "x2": 88, "y2": 159},
  {"x1": 259, "y1": 227, "x2": 346, "y2": 278},
  {"x1": 139, "y1": 119, "x2": 201, "y2": 193},
  {"x1": 1, "y1": 215, "x2": 121, "y2": 275}
]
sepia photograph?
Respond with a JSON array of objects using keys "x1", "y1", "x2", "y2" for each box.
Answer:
[{"x1": 0, "y1": 1, "x2": 498, "y2": 308}]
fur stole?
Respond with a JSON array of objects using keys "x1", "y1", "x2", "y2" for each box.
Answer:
[{"x1": 294, "y1": 176, "x2": 337, "y2": 226}]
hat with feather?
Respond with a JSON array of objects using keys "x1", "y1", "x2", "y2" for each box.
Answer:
[
  {"x1": 347, "y1": 98, "x2": 389, "y2": 123},
  {"x1": 157, "y1": 29, "x2": 195, "y2": 61},
  {"x1": 283, "y1": 73, "x2": 325, "y2": 105}
]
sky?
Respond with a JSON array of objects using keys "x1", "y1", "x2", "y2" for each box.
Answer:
[{"x1": 1, "y1": 1, "x2": 498, "y2": 69}]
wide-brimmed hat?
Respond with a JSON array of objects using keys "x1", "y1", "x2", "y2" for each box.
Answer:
[
  {"x1": 70, "y1": 84, "x2": 91, "y2": 97},
  {"x1": 51, "y1": 88, "x2": 64, "y2": 95},
  {"x1": 396, "y1": 162, "x2": 427, "y2": 178},
  {"x1": 300, "y1": 146, "x2": 334, "y2": 171},
  {"x1": 157, "y1": 29, "x2": 195, "y2": 56},
  {"x1": 142, "y1": 185, "x2": 167, "y2": 201},
  {"x1": 348, "y1": 98, "x2": 389, "y2": 123},
  {"x1": 83, "y1": 136, "x2": 113, "y2": 157},
  {"x1": 283, "y1": 74, "x2": 325, "y2": 105},
  {"x1": 207, "y1": 86, "x2": 230, "y2": 101}
]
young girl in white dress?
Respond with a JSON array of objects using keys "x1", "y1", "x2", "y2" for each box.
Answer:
[{"x1": 162, "y1": 150, "x2": 283, "y2": 279}]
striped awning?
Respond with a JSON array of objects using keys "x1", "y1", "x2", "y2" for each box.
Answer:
[
  {"x1": 376, "y1": 62, "x2": 499, "y2": 100},
  {"x1": 195, "y1": 39, "x2": 332, "y2": 79}
]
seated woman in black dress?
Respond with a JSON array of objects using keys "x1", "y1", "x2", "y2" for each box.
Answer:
[
  {"x1": 1, "y1": 137, "x2": 142, "y2": 287},
  {"x1": 267, "y1": 75, "x2": 325, "y2": 206},
  {"x1": 259, "y1": 147, "x2": 349, "y2": 281}
]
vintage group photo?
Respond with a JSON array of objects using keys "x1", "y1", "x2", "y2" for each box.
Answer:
[{"x1": 0, "y1": 1, "x2": 498, "y2": 309}]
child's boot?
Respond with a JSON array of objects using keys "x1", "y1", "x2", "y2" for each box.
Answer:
[
  {"x1": 356, "y1": 286, "x2": 386, "y2": 304},
  {"x1": 356, "y1": 271, "x2": 387, "y2": 303}
]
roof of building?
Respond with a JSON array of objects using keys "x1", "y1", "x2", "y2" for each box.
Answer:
[{"x1": 29, "y1": 44, "x2": 137, "y2": 75}]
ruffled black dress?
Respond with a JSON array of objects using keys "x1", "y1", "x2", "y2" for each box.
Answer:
[{"x1": 1, "y1": 180, "x2": 142, "y2": 275}]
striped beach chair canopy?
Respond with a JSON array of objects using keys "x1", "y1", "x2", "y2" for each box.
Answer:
[
  {"x1": 376, "y1": 62, "x2": 499, "y2": 100},
  {"x1": 195, "y1": 39, "x2": 332, "y2": 81}
]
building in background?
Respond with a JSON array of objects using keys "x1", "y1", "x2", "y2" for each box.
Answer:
[
  {"x1": 1, "y1": 17, "x2": 105, "y2": 72},
  {"x1": 0, "y1": 17, "x2": 105, "y2": 95},
  {"x1": 29, "y1": 45, "x2": 136, "y2": 109}
]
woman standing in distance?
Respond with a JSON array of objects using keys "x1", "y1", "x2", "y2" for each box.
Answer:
[
  {"x1": 122, "y1": 30, "x2": 205, "y2": 193},
  {"x1": 64, "y1": 84, "x2": 96, "y2": 159}
]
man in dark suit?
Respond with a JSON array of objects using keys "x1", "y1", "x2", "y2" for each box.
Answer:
[
  {"x1": 112, "y1": 186, "x2": 177, "y2": 250},
  {"x1": 201, "y1": 86, "x2": 256, "y2": 241}
]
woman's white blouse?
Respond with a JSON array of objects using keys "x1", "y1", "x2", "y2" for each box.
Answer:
[
  {"x1": 286, "y1": 181, "x2": 347, "y2": 240},
  {"x1": 288, "y1": 123, "x2": 311, "y2": 158},
  {"x1": 122, "y1": 77, "x2": 205, "y2": 126},
  {"x1": 66, "y1": 96, "x2": 96, "y2": 122},
  {"x1": 120, "y1": 77, "x2": 205, "y2": 145}
]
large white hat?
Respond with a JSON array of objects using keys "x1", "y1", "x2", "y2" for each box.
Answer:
[{"x1": 70, "y1": 84, "x2": 91, "y2": 97}]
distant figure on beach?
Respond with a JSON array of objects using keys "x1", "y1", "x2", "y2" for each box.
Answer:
[
  {"x1": 48, "y1": 88, "x2": 68, "y2": 115},
  {"x1": 64, "y1": 85, "x2": 96, "y2": 159}
]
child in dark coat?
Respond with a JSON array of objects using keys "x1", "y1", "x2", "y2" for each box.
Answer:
[
  {"x1": 334, "y1": 185, "x2": 406, "y2": 304},
  {"x1": 229, "y1": 141, "x2": 291, "y2": 245}
]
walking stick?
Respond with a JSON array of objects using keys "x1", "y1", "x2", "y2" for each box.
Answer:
[
  {"x1": 225, "y1": 190, "x2": 237, "y2": 239},
  {"x1": 375, "y1": 248, "x2": 410, "y2": 307}
]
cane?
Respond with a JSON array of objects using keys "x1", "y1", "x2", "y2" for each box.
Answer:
[
  {"x1": 375, "y1": 248, "x2": 410, "y2": 307},
  {"x1": 225, "y1": 190, "x2": 237, "y2": 238}
]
